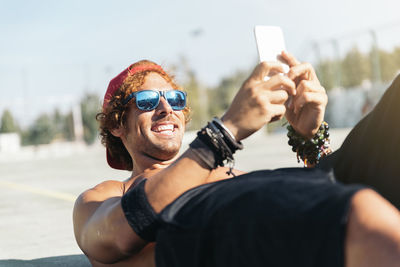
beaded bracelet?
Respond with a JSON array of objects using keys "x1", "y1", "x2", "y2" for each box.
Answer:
[{"x1": 287, "y1": 122, "x2": 332, "y2": 167}]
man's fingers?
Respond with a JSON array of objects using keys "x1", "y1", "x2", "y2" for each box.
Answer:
[
  {"x1": 280, "y1": 51, "x2": 301, "y2": 67},
  {"x1": 296, "y1": 80, "x2": 325, "y2": 95},
  {"x1": 265, "y1": 74, "x2": 296, "y2": 96},
  {"x1": 292, "y1": 80, "x2": 327, "y2": 113},
  {"x1": 293, "y1": 92, "x2": 327, "y2": 114},
  {"x1": 268, "y1": 104, "x2": 286, "y2": 122},
  {"x1": 251, "y1": 61, "x2": 285, "y2": 81},
  {"x1": 287, "y1": 63, "x2": 318, "y2": 82},
  {"x1": 268, "y1": 90, "x2": 289, "y2": 105}
]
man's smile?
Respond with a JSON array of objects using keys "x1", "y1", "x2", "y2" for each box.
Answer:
[{"x1": 151, "y1": 121, "x2": 178, "y2": 137}]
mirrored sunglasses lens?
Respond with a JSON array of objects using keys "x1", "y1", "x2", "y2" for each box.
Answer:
[
  {"x1": 136, "y1": 91, "x2": 159, "y2": 110},
  {"x1": 166, "y1": 91, "x2": 186, "y2": 110}
]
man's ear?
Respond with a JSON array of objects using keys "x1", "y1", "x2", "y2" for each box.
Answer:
[{"x1": 110, "y1": 126, "x2": 125, "y2": 138}]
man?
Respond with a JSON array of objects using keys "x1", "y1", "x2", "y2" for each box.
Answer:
[{"x1": 73, "y1": 53, "x2": 400, "y2": 267}]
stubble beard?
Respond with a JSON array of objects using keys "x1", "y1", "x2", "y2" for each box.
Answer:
[
  {"x1": 151, "y1": 142, "x2": 180, "y2": 161},
  {"x1": 140, "y1": 132, "x2": 183, "y2": 161}
]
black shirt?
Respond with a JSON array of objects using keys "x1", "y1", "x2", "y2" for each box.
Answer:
[{"x1": 156, "y1": 168, "x2": 363, "y2": 267}]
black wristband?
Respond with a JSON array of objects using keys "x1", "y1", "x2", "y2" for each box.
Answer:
[
  {"x1": 120, "y1": 179, "x2": 159, "y2": 242},
  {"x1": 189, "y1": 136, "x2": 218, "y2": 169}
]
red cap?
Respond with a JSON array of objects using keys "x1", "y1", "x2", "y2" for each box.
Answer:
[
  {"x1": 103, "y1": 64, "x2": 164, "y2": 110},
  {"x1": 103, "y1": 63, "x2": 165, "y2": 170}
]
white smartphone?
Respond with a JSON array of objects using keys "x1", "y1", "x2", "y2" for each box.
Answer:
[
  {"x1": 254, "y1": 25, "x2": 289, "y2": 74},
  {"x1": 254, "y1": 25, "x2": 292, "y2": 108}
]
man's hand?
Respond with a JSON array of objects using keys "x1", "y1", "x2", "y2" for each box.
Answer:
[
  {"x1": 222, "y1": 61, "x2": 296, "y2": 141},
  {"x1": 281, "y1": 51, "x2": 328, "y2": 139}
]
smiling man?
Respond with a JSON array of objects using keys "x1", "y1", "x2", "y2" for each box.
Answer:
[
  {"x1": 73, "y1": 60, "x2": 240, "y2": 266},
  {"x1": 73, "y1": 56, "x2": 400, "y2": 267}
]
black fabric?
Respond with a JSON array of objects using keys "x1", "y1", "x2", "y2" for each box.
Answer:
[
  {"x1": 155, "y1": 168, "x2": 364, "y2": 267},
  {"x1": 189, "y1": 137, "x2": 216, "y2": 169},
  {"x1": 120, "y1": 179, "x2": 159, "y2": 242},
  {"x1": 319, "y1": 75, "x2": 400, "y2": 209}
]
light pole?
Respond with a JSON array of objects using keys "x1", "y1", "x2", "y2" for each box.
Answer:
[
  {"x1": 331, "y1": 39, "x2": 341, "y2": 88},
  {"x1": 370, "y1": 29, "x2": 382, "y2": 84}
]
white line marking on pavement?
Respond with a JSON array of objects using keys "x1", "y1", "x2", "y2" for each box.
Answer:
[{"x1": 0, "y1": 180, "x2": 77, "y2": 202}]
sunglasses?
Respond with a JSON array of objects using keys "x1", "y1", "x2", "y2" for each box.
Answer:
[{"x1": 123, "y1": 89, "x2": 187, "y2": 111}]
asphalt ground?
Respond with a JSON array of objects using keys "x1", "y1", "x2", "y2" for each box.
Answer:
[{"x1": 0, "y1": 128, "x2": 350, "y2": 266}]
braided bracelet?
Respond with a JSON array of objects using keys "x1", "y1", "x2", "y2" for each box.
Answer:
[
  {"x1": 287, "y1": 122, "x2": 332, "y2": 167},
  {"x1": 189, "y1": 119, "x2": 243, "y2": 174}
]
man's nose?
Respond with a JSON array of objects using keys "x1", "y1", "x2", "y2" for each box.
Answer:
[{"x1": 156, "y1": 96, "x2": 173, "y2": 115}]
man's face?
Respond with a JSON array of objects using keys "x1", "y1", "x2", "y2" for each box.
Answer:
[{"x1": 122, "y1": 72, "x2": 186, "y2": 161}]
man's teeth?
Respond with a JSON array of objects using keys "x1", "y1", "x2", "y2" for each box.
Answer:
[{"x1": 154, "y1": 124, "x2": 174, "y2": 132}]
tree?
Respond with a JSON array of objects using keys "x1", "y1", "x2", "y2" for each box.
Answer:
[
  {"x1": 63, "y1": 111, "x2": 75, "y2": 141},
  {"x1": 0, "y1": 109, "x2": 18, "y2": 133},
  {"x1": 52, "y1": 108, "x2": 64, "y2": 140},
  {"x1": 392, "y1": 46, "x2": 400, "y2": 72},
  {"x1": 50, "y1": 108, "x2": 76, "y2": 142},
  {"x1": 379, "y1": 49, "x2": 399, "y2": 82},
  {"x1": 184, "y1": 70, "x2": 207, "y2": 130},
  {"x1": 208, "y1": 70, "x2": 249, "y2": 117},
  {"x1": 315, "y1": 59, "x2": 336, "y2": 90},
  {"x1": 170, "y1": 55, "x2": 208, "y2": 130},
  {"x1": 80, "y1": 93, "x2": 100, "y2": 145},
  {"x1": 341, "y1": 46, "x2": 370, "y2": 88},
  {"x1": 22, "y1": 114, "x2": 55, "y2": 145}
]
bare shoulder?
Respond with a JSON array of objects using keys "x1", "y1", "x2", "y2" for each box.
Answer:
[
  {"x1": 345, "y1": 189, "x2": 400, "y2": 266},
  {"x1": 347, "y1": 189, "x2": 400, "y2": 248},
  {"x1": 88, "y1": 180, "x2": 125, "y2": 198},
  {"x1": 76, "y1": 180, "x2": 125, "y2": 206},
  {"x1": 349, "y1": 189, "x2": 400, "y2": 232},
  {"x1": 73, "y1": 180, "x2": 126, "y2": 241}
]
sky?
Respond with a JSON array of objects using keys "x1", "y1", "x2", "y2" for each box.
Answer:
[{"x1": 1, "y1": 0, "x2": 400, "y2": 126}]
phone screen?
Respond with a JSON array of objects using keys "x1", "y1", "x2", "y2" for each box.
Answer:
[{"x1": 254, "y1": 25, "x2": 289, "y2": 73}]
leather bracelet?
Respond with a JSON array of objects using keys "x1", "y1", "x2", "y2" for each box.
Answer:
[
  {"x1": 189, "y1": 120, "x2": 243, "y2": 172},
  {"x1": 212, "y1": 117, "x2": 236, "y2": 141},
  {"x1": 212, "y1": 117, "x2": 243, "y2": 152}
]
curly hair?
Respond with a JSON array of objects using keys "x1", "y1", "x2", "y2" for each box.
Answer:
[{"x1": 96, "y1": 60, "x2": 191, "y2": 171}]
